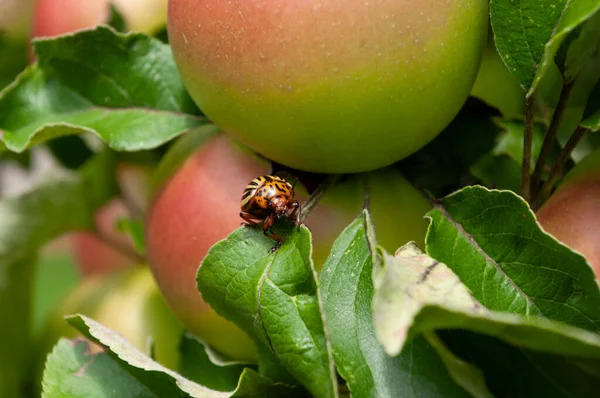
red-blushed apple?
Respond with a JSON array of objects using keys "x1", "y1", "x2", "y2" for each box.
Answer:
[
  {"x1": 70, "y1": 163, "x2": 150, "y2": 277},
  {"x1": 537, "y1": 149, "x2": 600, "y2": 276},
  {"x1": 167, "y1": 0, "x2": 488, "y2": 173},
  {"x1": 70, "y1": 198, "x2": 138, "y2": 277},
  {"x1": 146, "y1": 132, "x2": 431, "y2": 361}
]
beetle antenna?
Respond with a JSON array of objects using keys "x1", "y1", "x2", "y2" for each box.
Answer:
[{"x1": 291, "y1": 177, "x2": 299, "y2": 193}]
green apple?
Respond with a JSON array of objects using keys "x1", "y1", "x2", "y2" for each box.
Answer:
[
  {"x1": 536, "y1": 148, "x2": 600, "y2": 276},
  {"x1": 146, "y1": 133, "x2": 431, "y2": 361},
  {"x1": 470, "y1": 31, "x2": 525, "y2": 117},
  {"x1": 167, "y1": 0, "x2": 488, "y2": 173}
]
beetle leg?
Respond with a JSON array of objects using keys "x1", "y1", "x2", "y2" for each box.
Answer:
[
  {"x1": 240, "y1": 212, "x2": 261, "y2": 227},
  {"x1": 288, "y1": 200, "x2": 302, "y2": 230},
  {"x1": 263, "y1": 213, "x2": 284, "y2": 252}
]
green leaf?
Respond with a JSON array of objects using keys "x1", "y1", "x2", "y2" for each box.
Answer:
[
  {"x1": 493, "y1": 118, "x2": 549, "y2": 168},
  {"x1": 197, "y1": 225, "x2": 338, "y2": 398},
  {"x1": 373, "y1": 243, "x2": 600, "y2": 358},
  {"x1": 319, "y1": 214, "x2": 473, "y2": 398},
  {"x1": 373, "y1": 241, "x2": 600, "y2": 358},
  {"x1": 470, "y1": 154, "x2": 521, "y2": 192},
  {"x1": 582, "y1": 80, "x2": 600, "y2": 130},
  {"x1": 490, "y1": 0, "x2": 567, "y2": 92},
  {"x1": 57, "y1": 315, "x2": 304, "y2": 398},
  {"x1": 116, "y1": 218, "x2": 145, "y2": 256},
  {"x1": 42, "y1": 339, "x2": 157, "y2": 398},
  {"x1": 150, "y1": 124, "x2": 219, "y2": 194},
  {"x1": 0, "y1": 153, "x2": 117, "y2": 398},
  {"x1": 557, "y1": 9, "x2": 600, "y2": 84},
  {"x1": 491, "y1": 0, "x2": 600, "y2": 96},
  {"x1": 442, "y1": 330, "x2": 600, "y2": 397},
  {"x1": 107, "y1": 6, "x2": 127, "y2": 33},
  {"x1": 33, "y1": 26, "x2": 197, "y2": 114},
  {"x1": 0, "y1": 26, "x2": 208, "y2": 153},
  {"x1": 179, "y1": 334, "x2": 249, "y2": 392},
  {"x1": 425, "y1": 186, "x2": 600, "y2": 331}
]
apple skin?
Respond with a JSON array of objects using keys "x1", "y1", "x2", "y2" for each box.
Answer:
[
  {"x1": 470, "y1": 32, "x2": 525, "y2": 117},
  {"x1": 537, "y1": 149, "x2": 600, "y2": 276},
  {"x1": 167, "y1": 0, "x2": 488, "y2": 173},
  {"x1": 146, "y1": 133, "x2": 431, "y2": 360}
]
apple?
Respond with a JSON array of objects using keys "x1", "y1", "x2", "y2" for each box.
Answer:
[
  {"x1": 537, "y1": 148, "x2": 600, "y2": 276},
  {"x1": 146, "y1": 133, "x2": 431, "y2": 360},
  {"x1": 70, "y1": 163, "x2": 151, "y2": 277},
  {"x1": 470, "y1": 29, "x2": 525, "y2": 117},
  {"x1": 36, "y1": 266, "x2": 184, "y2": 391},
  {"x1": 167, "y1": 0, "x2": 488, "y2": 173}
]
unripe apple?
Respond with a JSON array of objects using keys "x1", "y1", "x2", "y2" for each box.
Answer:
[
  {"x1": 37, "y1": 267, "x2": 184, "y2": 388},
  {"x1": 167, "y1": 0, "x2": 488, "y2": 173},
  {"x1": 470, "y1": 31, "x2": 525, "y2": 117},
  {"x1": 537, "y1": 149, "x2": 600, "y2": 276},
  {"x1": 146, "y1": 133, "x2": 431, "y2": 360}
]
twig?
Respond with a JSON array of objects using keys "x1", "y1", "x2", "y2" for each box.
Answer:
[
  {"x1": 92, "y1": 230, "x2": 145, "y2": 263},
  {"x1": 532, "y1": 126, "x2": 589, "y2": 211},
  {"x1": 521, "y1": 94, "x2": 536, "y2": 202},
  {"x1": 300, "y1": 174, "x2": 341, "y2": 223},
  {"x1": 530, "y1": 81, "x2": 574, "y2": 197}
]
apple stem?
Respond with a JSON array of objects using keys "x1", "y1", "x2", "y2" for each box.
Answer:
[
  {"x1": 530, "y1": 81, "x2": 574, "y2": 198},
  {"x1": 521, "y1": 94, "x2": 536, "y2": 202},
  {"x1": 300, "y1": 174, "x2": 341, "y2": 223},
  {"x1": 93, "y1": 230, "x2": 145, "y2": 263},
  {"x1": 531, "y1": 125, "x2": 589, "y2": 211}
]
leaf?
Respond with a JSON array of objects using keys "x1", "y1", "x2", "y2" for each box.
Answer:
[
  {"x1": 490, "y1": 0, "x2": 567, "y2": 92},
  {"x1": 197, "y1": 225, "x2": 338, "y2": 398},
  {"x1": 116, "y1": 218, "x2": 145, "y2": 256},
  {"x1": 319, "y1": 214, "x2": 473, "y2": 398},
  {"x1": 426, "y1": 186, "x2": 600, "y2": 330},
  {"x1": 442, "y1": 330, "x2": 600, "y2": 397},
  {"x1": 373, "y1": 241, "x2": 600, "y2": 358},
  {"x1": 0, "y1": 153, "x2": 118, "y2": 398},
  {"x1": 44, "y1": 318, "x2": 299, "y2": 398},
  {"x1": 557, "y1": 9, "x2": 600, "y2": 84},
  {"x1": 493, "y1": 118, "x2": 549, "y2": 168},
  {"x1": 0, "y1": 27, "x2": 208, "y2": 153},
  {"x1": 470, "y1": 154, "x2": 521, "y2": 192},
  {"x1": 582, "y1": 79, "x2": 600, "y2": 130},
  {"x1": 491, "y1": 0, "x2": 600, "y2": 96},
  {"x1": 179, "y1": 334, "x2": 249, "y2": 392},
  {"x1": 150, "y1": 124, "x2": 219, "y2": 194}
]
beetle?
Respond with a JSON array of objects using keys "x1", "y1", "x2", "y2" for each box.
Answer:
[{"x1": 240, "y1": 175, "x2": 301, "y2": 252}]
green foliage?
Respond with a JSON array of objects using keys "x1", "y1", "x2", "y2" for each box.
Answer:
[
  {"x1": 426, "y1": 187, "x2": 600, "y2": 331},
  {"x1": 2, "y1": 1, "x2": 600, "y2": 396},
  {"x1": 197, "y1": 225, "x2": 337, "y2": 398}
]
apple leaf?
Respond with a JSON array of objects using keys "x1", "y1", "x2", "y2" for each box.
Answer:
[
  {"x1": 470, "y1": 154, "x2": 521, "y2": 192},
  {"x1": 319, "y1": 213, "x2": 475, "y2": 398},
  {"x1": 442, "y1": 331, "x2": 600, "y2": 397},
  {"x1": 582, "y1": 80, "x2": 600, "y2": 130},
  {"x1": 197, "y1": 225, "x2": 338, "y2": 398},
  {"x1": 426, "y1": 186, "x2": 600, "y2": 331},
  {"x1": 491, "y1": 0, "x2": 600, "y2": 96},
  {"x1": 373, "y1": 241, "x2": 600, "y2": 358},
  {"x1": 44, "y1": 317, "x2": 299, "y2": 398},
  {"x1": 115, "y1": 217, "x2": 145, "y2": 256},
  {"x1": 0, "y1": 26, "x2": 209, "y2": 154},
  {"x1": 0, "y1": 153, "x2": 117, "y2": 398},
  {"x1": 179, "y1": 334, "x2": 251, "y2": 392},
  {"x1": 555, "y1": 9, "x2": 600, "y2": 84}
]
